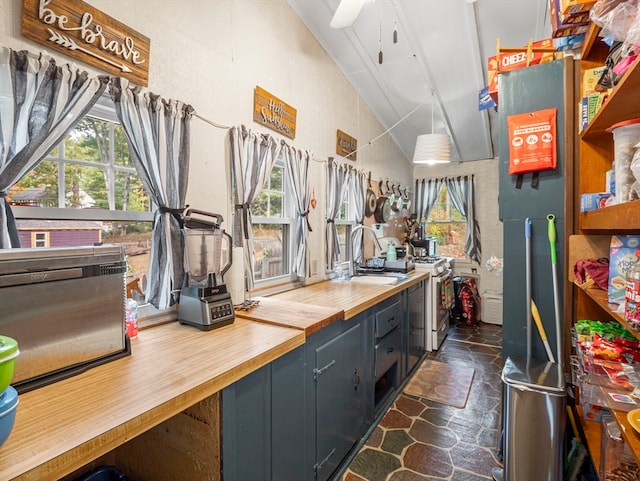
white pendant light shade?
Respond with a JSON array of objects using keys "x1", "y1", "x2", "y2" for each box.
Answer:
[{"x1": 413, "y1": 133, "x2": 450, "y2": 164}]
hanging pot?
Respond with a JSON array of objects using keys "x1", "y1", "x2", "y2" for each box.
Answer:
[
  {"x1": 386, "y1": 181, "x2": 396, "y2": 206},
  {"x1": 365, "y1": 172, "x2": 377, "y2": 218},
  {"x1": 395, "y1": 185, "x2": 404, "y2": 211},
  {"x1": 403, "y1": 188, "x2": 412, "y2": 211},
  {"x1": 374, "y1": 180, "x2": 391, "y2": 223},
  {"x1": 390, "y1": 184, "x2": 400, "y2": 212}
]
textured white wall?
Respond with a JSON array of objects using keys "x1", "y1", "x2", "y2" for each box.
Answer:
[{"x1": 1, "y1": 0, "x2": 502, "y2": 310}]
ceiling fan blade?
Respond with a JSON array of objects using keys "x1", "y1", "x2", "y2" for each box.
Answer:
[{"x1": 330, "y1": 0, "x2": 368, "y2": 29}]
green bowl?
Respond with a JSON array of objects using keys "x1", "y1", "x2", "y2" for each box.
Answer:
[{"x1": 0, "y1": 337, "x2": 19, "y2": 393}]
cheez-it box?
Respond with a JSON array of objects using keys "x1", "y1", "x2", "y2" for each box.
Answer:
[
  {"x1": 487, "y1": 39, "x2": 555, "y2": 103},
  {"x1": 560, "y1": 0, "x2": 596, "y2": 16}
]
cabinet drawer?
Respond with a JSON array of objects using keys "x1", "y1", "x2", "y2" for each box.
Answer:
[
  {"x1": 374, "y1": 326, "x2": 401, "y2": 380},
  {"x1": 375, "y1": 299, "x2": 402, "y2": 338}
]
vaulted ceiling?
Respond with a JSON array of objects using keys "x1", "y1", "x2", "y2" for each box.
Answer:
[{"x1": 288, "y1": 0, "x2": 552, "y2": 163}]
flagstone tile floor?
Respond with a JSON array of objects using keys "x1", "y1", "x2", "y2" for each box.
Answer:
[{"x1": 341, "y1": 321, "x2": 504, "y2": 481}]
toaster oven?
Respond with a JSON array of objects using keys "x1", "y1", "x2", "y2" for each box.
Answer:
[{"x1": 0, "y1": 245, "x2": 130, "y2": 392}]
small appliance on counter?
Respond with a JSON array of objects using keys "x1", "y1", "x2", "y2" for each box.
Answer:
[
  {"x1": 378, "y1": 237, "x2": 415, "y2": 273},
  {"x1": 178, "y1": 208, "x2": 235, "y2": 331},
  {"x1": 0, "y1": 245, "x2": 130, "y2": 393},
  {"x1": 411, "y1": 237, "x2": 437, "y2": 258}
]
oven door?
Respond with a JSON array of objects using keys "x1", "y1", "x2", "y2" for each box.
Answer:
[{"x1": 430, "y1": 270, "x2": 453, "y2": 351}]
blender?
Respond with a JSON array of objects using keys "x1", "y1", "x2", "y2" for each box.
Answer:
[{"x1": 178, "y1": 208, "x2": 235, "y2": 330}]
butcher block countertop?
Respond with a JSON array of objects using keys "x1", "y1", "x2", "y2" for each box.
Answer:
[
  {"x1": 0, "y1": 319, "x2": 304, "y2": 481},
  {"x1": 269, "y1": 271, "x2": 429, "y2": 319},
  {"x1": 1, "y1": 270, "x2": 428, "y2": 480}
]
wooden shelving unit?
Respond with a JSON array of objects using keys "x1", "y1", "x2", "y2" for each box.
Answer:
[{"x1": 571, "y1": 18, "x2": 640, "y2": 475}]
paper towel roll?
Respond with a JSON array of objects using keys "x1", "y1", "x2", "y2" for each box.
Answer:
[{"x1": 226, "y1": 247, "x2": 246, "y2": 304}]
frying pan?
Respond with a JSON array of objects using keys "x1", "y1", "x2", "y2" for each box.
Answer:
[
  {"x1": 374, "y1": 180, "x2": 391, "y2": 223},
  {"x1": 365, "y1": 172, "x2": 376, "y2": 218}
]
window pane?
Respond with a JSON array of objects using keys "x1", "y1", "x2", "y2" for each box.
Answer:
[
  {"x1": 426, "y1": 186, "x2": 467, "y2": 259},
  {"x1": 8, "y1": 161, "x2": 58, "y2": 207},
  {"x1": 252, "y1": 223, "x2": 288, "y2": 279},
  {"x1": 114, "y1": 124, "x2": 134, "y2": 167},
  {"x1": 65, "y1": 118, "x2": 105, "y2": 162},
  {"x1": 115, "y1": 171, "x2": 150, "y2": 212}
]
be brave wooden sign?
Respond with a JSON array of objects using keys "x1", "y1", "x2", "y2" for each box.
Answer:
[{"x1": 21, "y1": 0, "x2": 150, "y2": 86}]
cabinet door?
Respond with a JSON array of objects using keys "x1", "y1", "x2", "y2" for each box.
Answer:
[
  {"x1": 221, "y1": 365, "x2": 271, "y2": 481},
  {"x1": 407, "y1": 281, "x2": 425, "y2": 374},
  {"x1": 272, "y1": 346, "x2": 308, "y2": 481},
  {"x1": 315, "y1": 322, "x2": 363, "y2": 481}
]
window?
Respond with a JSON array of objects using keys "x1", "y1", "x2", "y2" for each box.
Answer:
[
  {"x1": 7, "y1": 99, "x2": 154, "y2": 302},
  {"x1": 333, "y1": 191, "x2": 353, "y2": 265},
  {"x1": 426, "y1": 185, "x2": 467, "y2": 259},
  {"x1": 251, "y1": 160, "x2": 292, "y2": 283}
]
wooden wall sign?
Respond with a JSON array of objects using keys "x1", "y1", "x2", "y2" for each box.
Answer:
[
  {"x1": 253, "y1": 86, "x2": 297, "y2": 140},
  {"x1": 336, "y1": 129, "x2": 357, "y2": 160},
  {"x1": 21, "y1": 0, "x2": 151, "y2": 86}
]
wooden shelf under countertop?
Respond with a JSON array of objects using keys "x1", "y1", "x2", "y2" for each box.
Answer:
[{"x1": 0, "y1": 318, "x2": 305, "y2": 481}]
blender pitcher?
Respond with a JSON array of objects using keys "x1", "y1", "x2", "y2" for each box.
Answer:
[{"x1": 179, "y1": 208, "x2": 234, "y2": 330}]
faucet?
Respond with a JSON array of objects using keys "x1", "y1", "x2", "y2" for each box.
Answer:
[{"x1": 348, "y1": 225, "x2": 384, "y2": 277}]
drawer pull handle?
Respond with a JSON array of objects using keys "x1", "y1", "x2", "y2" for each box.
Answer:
[
  {"x1": 387, "y1": 347, "x2": 394, "y2": 354},
  {"x1": 387, "y1": 316, "x2": 395, "y2": 324},
  {"x1": 354, "y1": 368, "x2": 360, "y2": 390}
]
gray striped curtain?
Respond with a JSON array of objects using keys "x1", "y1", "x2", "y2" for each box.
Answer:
[
  {"x1": 109, "y1": 78, "x2": 194, "y2": 309},
  {"x1": 350, "y1": 169, "x2": 367, "y2": 263},
  {"x1": 283, "y1": 144, "x2": 312, "y2": 279},
  {"x1": 0, "y1": 46, "x2": 108, "y2": 248},
  {"x1": 325, "y1": 159, "x2": 349, "y2": 269},
  {"x1": 229, "y1": 126, "x2": 283, "y2": 291},
  {"x1": 447, "y1": 175, "x2": 481, "y2": 263},
  {"x1": 414, "y1": 178, "x2": 444, "y2": 223}
]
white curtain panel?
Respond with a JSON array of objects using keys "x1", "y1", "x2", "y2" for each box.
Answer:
[
  {"x1": 229, "y1": 125, "x2": 283, "y2": 291},
  {"x1": 325, "y1": 159, "x2": 349, "y2": 269},
  {"x1": 0, "y1": 46, "x2": 107, "y2": 248},
  {"x1": 283, "y1": 144, "x2": 312, "y2": 279},
  {"x1": 350, "y1": 168, "x2": 367, "y2": 263},
  {"x1": 110, "y1": 78, "x2": 194, "y2": 309}
]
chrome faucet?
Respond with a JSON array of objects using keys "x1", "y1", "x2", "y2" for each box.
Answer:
[{"x1": 348, "y1": 225, "x2": 383, "y2": 277}]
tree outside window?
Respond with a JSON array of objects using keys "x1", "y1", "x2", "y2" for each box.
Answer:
[{"x1": 426, "y1": 185, "x2": 467, "y2": 259}]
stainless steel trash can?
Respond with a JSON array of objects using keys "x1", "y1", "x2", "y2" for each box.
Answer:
[{"x1": 502, "y1": 356, "x2": 566, "y2": 481}]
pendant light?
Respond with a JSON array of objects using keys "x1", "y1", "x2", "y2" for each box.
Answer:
[{"x1": 412, "y1": 90, "x2": 451, "y2": 165}]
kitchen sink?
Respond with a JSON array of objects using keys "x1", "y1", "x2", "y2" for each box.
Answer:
[{"x1": 332, "y1": 272, "x2": 410, "y2": 285}]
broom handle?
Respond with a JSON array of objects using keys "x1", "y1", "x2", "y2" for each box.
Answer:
[{"x1": 548, "y1": 214, "x2": 562, "y2": 371}]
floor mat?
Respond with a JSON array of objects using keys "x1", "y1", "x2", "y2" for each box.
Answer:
[{"x1": 403, "y1": 358, "x2": 475, "y2": 408}]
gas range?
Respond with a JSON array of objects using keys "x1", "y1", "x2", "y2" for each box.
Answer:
[{"x1": 413, "y1": 256, "x2": 448, "y2": 275}]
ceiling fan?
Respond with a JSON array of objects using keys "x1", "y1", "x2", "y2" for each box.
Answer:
[{"x1": 330, "y1": 0, "x2": 373, "y2": 29}]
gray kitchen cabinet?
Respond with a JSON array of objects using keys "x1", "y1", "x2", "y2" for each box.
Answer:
[
  {"x1": 222, "y1": 344, "x2": 306, "y2": 481},
  {"x1": 223, "y1": 286, "x2": 418, "y2": 481},
  {"x1": 305, "y1": 310, "x2": 371, "y2": 481},
  {"x1": 406, "y1": 280, "x2": 426, "y2": 375}
]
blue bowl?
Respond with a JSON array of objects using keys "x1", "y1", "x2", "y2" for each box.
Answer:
[{"x1": 0, "y1": 386, "x2": 18, "y2": 447}]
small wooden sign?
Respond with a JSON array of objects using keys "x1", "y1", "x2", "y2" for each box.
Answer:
[
  {"x1": 336, "y1": 129, "x2": 357, "y2": 160},
  {"x1": 21, "y1": 0, "x2": 151, "y2": 86},
  {"x1": 253, "y1": 86, "x2": 297, "y2": 139}
]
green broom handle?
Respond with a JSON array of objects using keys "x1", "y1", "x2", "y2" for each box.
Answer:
[{"x1": 547, "y1": 214, "x2": 557, "y2": 265}]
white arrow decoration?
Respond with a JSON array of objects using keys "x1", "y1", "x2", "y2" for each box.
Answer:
[{"x1": 47, "y1": 28, "x2": 133, "y2": 73}]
